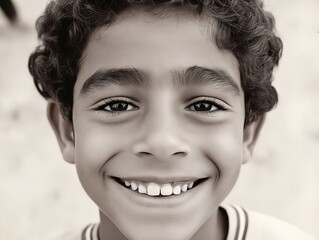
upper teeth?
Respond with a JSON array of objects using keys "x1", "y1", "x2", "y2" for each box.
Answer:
[{"x1": 123, "y1": 180, "x2": 195, "y2": 197}]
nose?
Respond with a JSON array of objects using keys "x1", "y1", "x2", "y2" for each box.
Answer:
[{"x1": 131, "y1": 112, "x2": 190, "y2": 161}]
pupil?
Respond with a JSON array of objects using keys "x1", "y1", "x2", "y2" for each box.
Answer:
[
  {"x1": 195, "y1": 103, "x2": 210, "y2": 111},
  {"x1": 111, "y1": 103, "x2": 127, "y2": 111}
]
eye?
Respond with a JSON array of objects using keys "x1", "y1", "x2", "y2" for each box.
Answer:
[
  {"x1": 93, "y1": 97, "x2": 139, "y2": 115},
  {"x1": 186, "y1": 97, "x2": 227, "y2": 113},
  {"x1": 188, "y1": 101, "x2": 217, "y2": 112},
  {"x1": 105, "y1": 101, "x2": 134, "y2": 111}
]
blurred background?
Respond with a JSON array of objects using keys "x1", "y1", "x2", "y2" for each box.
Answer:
[{"x1": 0, "y1": 0, "x2": 318, "y2": 239}]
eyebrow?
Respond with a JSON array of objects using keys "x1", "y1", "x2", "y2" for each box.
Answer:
[
  {"x1": 80, "y1": 68, "x2": 149, "y2": 95},
  {"x1": 171, "y1": 66, "x2": 240, "y2": 95},
  {"x1": 80, "y1": 66, "x2": 240, "y2": 96}
]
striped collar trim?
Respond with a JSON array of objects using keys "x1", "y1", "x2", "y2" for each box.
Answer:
[
  {"x1": 82, "y1": 223, "x2": 100, "y2": 240},
  {"x1": 221, "y1": 204, "x2": 249, "y2": 240}
]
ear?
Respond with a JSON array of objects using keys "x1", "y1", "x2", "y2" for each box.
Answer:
[
  {"x1": 242, "y1": 115, "x2": 265, "y2": 164},
  {"x1": 47, "y1": 101, "x2": 75, "y2": 164}
]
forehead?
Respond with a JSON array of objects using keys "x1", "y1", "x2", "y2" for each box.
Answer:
[{"x1": 76, "y1": 9, "x2": 241, "y2": 93}]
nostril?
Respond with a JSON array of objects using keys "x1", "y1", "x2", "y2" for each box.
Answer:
[
  {"x1": 136, "y1": 151, "x2": 152, "y2": 157},
  {"x1": 173, "y1": 151, "x2": 187, "y2": 157},
  {"x1": 132, "y1": 140, "x2": 190, "y2": 159},
  {"x1": 135, "y1": 151, "x2": 187, "y2": 158}
]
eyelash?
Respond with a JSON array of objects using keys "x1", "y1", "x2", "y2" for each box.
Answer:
[
  {"x1": 186, "y1": 97, "x2": 228, "y2": 114},
  {"x1": 94, "y1": 97, "x2": 139, "y2": 116},
  {"x1": 93, "y1": 96, "x2": 228, "y2": 117}
]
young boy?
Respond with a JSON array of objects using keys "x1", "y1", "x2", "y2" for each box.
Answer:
[{"x1": 28, "y1": 0, "x2": 314, "y2": 239}]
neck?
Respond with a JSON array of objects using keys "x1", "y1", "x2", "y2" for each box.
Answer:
[
  {"x1": 99, "y1": 211, "x2": 127, "y2": 240},
  {"x1": 190, "y1": 207, "x2": 228, "y2": 240},
  {"x1": 98, "y1": 207, "x2": 228, "y2": 240}
]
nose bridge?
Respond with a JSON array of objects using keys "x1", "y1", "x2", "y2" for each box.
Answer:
[{"x1": 132, "y1": 101, "x2": 190, "y2": 160}]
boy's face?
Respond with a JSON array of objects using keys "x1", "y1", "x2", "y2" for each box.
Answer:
[{"x1": 51, "y1": 10, "x2": 260, "y2": 240}]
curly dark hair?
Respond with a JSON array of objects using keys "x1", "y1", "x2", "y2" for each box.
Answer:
[{"x1": 28, "y1": 0, "x2": 283, "y2": 125}]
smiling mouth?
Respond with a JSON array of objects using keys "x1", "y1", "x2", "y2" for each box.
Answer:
[{"x1": 112, "y1": 177, "x2": 208, "y2": 197}]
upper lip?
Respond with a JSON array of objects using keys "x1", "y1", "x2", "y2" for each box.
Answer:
[{"x1": 111, "y1": 176, "x2": 208, "y2": 184}]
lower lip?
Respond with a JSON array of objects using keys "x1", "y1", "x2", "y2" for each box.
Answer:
[{"x1": 111, "y1": 177, "x2": 209, "y2": 208}]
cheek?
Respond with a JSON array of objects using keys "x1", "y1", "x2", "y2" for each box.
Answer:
[
  {"x1": 74, "y1": 122, "x2": 125, "y2": 167},
  {"x1": 202, "y1": 123, "x2": 244, "y2": 189},
  {"x1": 72, "y1": 119, "x2": 127, "y2": 189},
  {"x1": 203, "y1": 120, "x2": 243, "y2": 157}
]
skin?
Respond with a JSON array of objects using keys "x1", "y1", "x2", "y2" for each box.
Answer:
[{"x1": 48, "y1": 9, "x2": 263, "y2": 240}]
